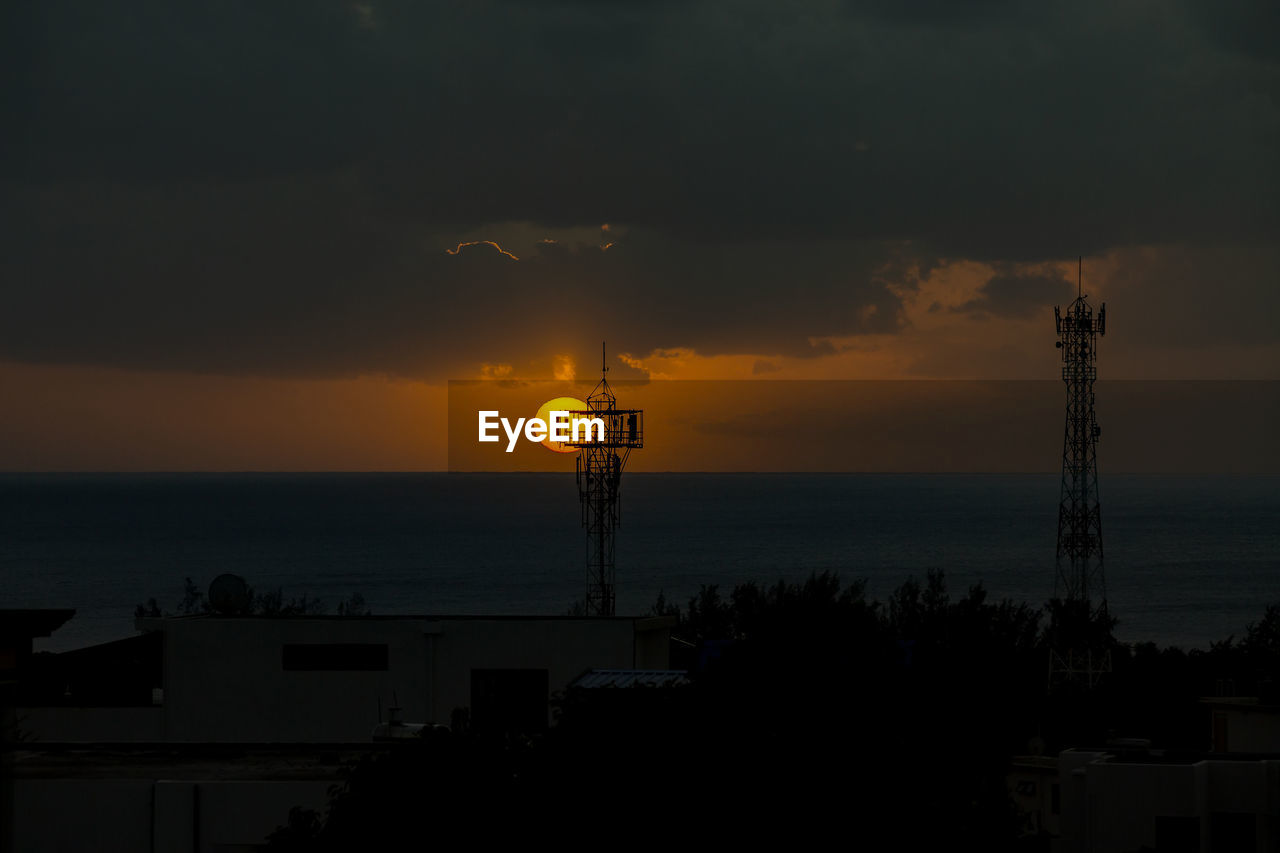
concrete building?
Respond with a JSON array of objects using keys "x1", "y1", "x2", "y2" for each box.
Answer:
[
  {"x1": 2, "y1": 610, "x2": 76, "y2": 853},
  {"x1": 12, "y1": 745, "x2": 346, "y2": 853},
  {"x1": 6, "y1": 612, "x2": 675, "y2": 851},
  {"x1": 1205, "y1": 698, "x2": 1280, "y2": 755},
  {"x1": 18, "y1": 613, "x2": 673, "y2": 743},
  {"x1": 1054, "y1": 746, "x2": 1280, "y2": 853}
]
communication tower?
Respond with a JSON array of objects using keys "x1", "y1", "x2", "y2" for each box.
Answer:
[
  {"x1": 564, "y1": 343, "x2": 643, "y2": 616},
  {"x1": 1049, "y1": 258, "x2": 1110, "y2": 687}
]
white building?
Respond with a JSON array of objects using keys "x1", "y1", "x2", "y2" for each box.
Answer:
[
  {"x1": 1054, "y1": 746, "x2": 1280, "y2": 853},
  {"x1": 1204, "y1": 698, "x2": 1280, "y2": 755}
]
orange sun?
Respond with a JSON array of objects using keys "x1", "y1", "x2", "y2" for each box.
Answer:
[{"x1": 535, "y1": 396, "x2": 590, "y2": 453}]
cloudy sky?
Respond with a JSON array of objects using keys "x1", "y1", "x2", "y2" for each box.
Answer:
[{"x1": 2, "y1": 0, "x2": 1276, "y2": 469}]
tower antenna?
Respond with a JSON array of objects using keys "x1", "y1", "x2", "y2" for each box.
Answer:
[
  {"x1": 1049, "y1": 260, "x2": 1110, "y2": 688},
  {"x1": 565, "y1": 341, "x2": 643, "y2": 615}
]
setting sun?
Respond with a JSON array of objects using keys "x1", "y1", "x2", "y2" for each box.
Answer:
[{"x1": 534, "y1": 396, "x2": 590, "y2": 453}]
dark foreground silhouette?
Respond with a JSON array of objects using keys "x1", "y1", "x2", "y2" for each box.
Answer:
[{"x1": 265, "y1": 571, "x2": 1279, "y2": 850}]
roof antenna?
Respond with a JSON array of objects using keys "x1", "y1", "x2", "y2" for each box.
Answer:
[
  {"x1": 602, "y1": 340, "x2": 608, "y2": 375},
  {"x1": 1078, "y1": 255, "x2": 1082, "y2": 299}
]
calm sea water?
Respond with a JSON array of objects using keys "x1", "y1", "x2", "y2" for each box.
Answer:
[{"x1": 2, "y1": 473, "x2": 1276, "y2": 652}]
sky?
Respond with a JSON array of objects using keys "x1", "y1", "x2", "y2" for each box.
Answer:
[{"x1": 1, "y1": 0, "x2": 1277, "y2": 470}]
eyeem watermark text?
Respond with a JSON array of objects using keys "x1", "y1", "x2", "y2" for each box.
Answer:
[{"x1": 478, "y1": 410, "x2": 604, "y2": 452}]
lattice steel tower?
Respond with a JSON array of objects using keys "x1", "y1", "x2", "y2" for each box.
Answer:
[
  {"x1": 1054, "y1": 259, "x2": 1107, "y2": 607},
  {"x1": 566, "y1": 343, "x2": 643, "y2": 616}
]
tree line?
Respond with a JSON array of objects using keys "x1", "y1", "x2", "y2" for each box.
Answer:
[{"x1": 135, "y1": 576, "x2": 370, "y2": 617}]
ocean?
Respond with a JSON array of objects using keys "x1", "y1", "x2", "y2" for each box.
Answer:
[{"x1": 2, "y1": 473, "x2": 1276, "y2": 653}]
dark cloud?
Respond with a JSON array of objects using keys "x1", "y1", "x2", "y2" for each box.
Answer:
[
  {"x1": 0, "y1": 176, "x2": 907, "y2": 375},
  {"x1": 1, "y1": 0, "x2": 1276, "y2": 377},
  {"x1": 752, "y1": 359, "x2": 780, "y2": 375},
  {"x1": 1184, "y1": 0, "x2": 1280, "y2": 61},
  {"x1": 6, "y1": 1, "x2": 1275, "y2": 246},
  {"x1": 954, "y1": 270, "x2": 1075, "y2": 318},
  {"x1": 1097, "y1": 245, "x2": 1280, "y2": 349},
  {"x1": 843, "y1": 0, "x2": 1023, "y2": 28}
]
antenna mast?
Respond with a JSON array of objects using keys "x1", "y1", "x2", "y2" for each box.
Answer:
[
  {"x1": 565, "y1": 342, "x2": 643, "y2": 616},
  {"x1": 1049, "y1": 258, "x2": 1110, "y2": 688}
]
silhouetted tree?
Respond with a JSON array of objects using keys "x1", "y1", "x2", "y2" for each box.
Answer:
[
  {"x1": 133, "y1": 598, "x2": 161, "y2": 618},
  {"x1": 134, "y1": 578, "x2": 368, "y2": 618},
  {"x1": 335, "y1": 593, "x2": 370, "y2": 616},
  {"x1": 179, "y1": 576, "x2": 210, "y2": 615},
  {"x1": 254, "y1": 587, "x2": 325, "y2": 616}
]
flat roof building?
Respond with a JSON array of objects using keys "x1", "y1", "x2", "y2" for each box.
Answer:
[
  {"x1": 19, "y1": 613, "x2": 674, "y2": 743},
  {"x1": 7, "y1": 611, "x2": 675, "y2": 851},
  {"x1": 1055, "y1": 746, "x2": 1280, "y2": 853}
]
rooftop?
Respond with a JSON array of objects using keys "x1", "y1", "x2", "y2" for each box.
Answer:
[{"x1": 569, "y1": 669, "x2": 689, "y2": 688}]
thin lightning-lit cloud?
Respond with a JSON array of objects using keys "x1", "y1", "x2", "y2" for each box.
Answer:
[{"x1": 445, "y1": 240, "x2": 519, "y2": 261}]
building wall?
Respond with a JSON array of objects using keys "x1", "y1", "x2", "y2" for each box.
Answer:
[
  {"x1": 1056, "y1": 749, "x2": 1109, "y2": 853},
  {"x1": 425, "y1": 618, "x2": 637, "y2": 724},
  {"x1": 193, "y1": 781, "x2": 333, "y2": 851},
  {"x1": 1205, "y1": 760, "x2": 1274, "y2": 814},
  {"x1": 13, "y1": 778, "x2": 330, "y2": 853},
  {"x1": 163, "y1": 618, "x2": 433, "y2": 742},
  {"x1": 1220, "y1": 707, "x2": 1280, "y2": 754},
  {"x1": 1083, "y1": 761, "x2": 1207, "y2": 853},
  {"x1": 156, "y1": 616, "x2": 659, "y2": 742},
  {"x1": 1055, "y1": 750, "x2": 1280, "y2": 853},
  {"x1": 14, "y1": 780, "x2": 153, "y2": 853},
  {"x1": 15, "y1": 707, "x2": 164, "y2": 743},
  {"x1": 14, "y1": 616, "x2": 670, "y2": 744},
  {"x1": 633, "y1": 619, "x2": 672, "y2": 669}
]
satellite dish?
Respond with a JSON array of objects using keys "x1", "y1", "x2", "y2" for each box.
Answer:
[{"x1": 208, "y1": 573, "x2": 251, "y2": 615}]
